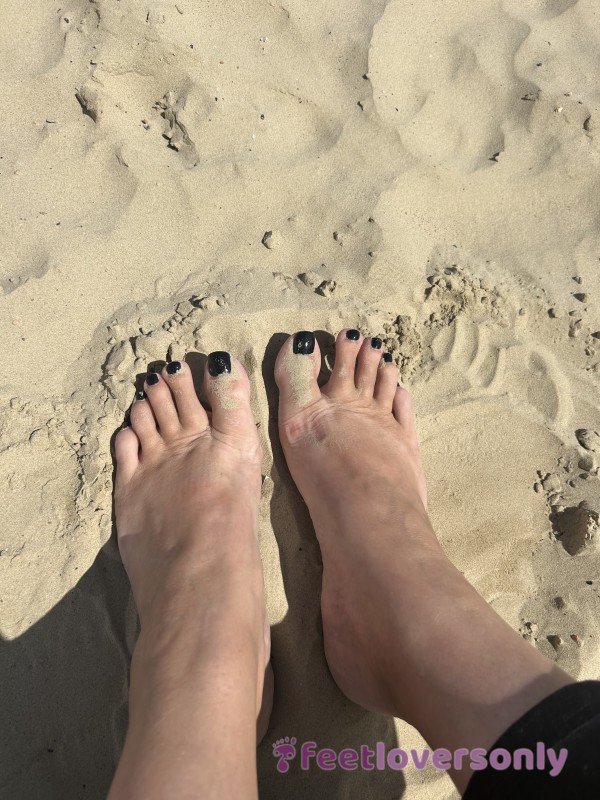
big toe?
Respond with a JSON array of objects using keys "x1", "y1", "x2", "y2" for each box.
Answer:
[
  {"x1": 274, "y1": 331, "x2": 322, "y2": 421},
  {"x1": 204, "y1": 351, "x2": 260, "y2": 454}
]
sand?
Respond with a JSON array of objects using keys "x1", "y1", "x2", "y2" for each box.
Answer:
[{"x1": 1, "y1": 0, "x2": 600, "y2": 797}]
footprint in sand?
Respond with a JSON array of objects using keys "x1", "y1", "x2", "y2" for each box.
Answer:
[
  {"x1": 418, "y1": 262, "x2": 571, "y2": 436},
  {"x1": 425, "y1": 307, "x2": 571, "y2": 431},
  {"x1": 417, "y1": 307, "x2": 571, "y2": 595},
  {"x1": 410, "y1": 260, "x2": 598, "y2": 677}
]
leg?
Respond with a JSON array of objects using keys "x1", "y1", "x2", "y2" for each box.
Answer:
[
  {"x1": 110, "y1": 355, "x2": 271, "y2": 800},
  {"x1": 275, "y1": 330, "x2": 573, "y2": 793}
]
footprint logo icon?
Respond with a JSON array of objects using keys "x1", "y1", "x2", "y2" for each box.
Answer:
[{"x1": 272, "y1": 737, "x2": 297, "y2": 773}]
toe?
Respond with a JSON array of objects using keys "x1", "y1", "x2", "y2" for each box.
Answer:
[
  {"x1": 129, "y1": 392, "x2": 162, "y2": 451},
  {"x1": 355, "y1": 336, "x2": 385, "y2": 397},
  {"x1": 274, "y1": 331, "x2": 322, "y2": 419},
  {"x1": 392, "y1": 385, "x2": 428, "y2": 507},
  {"x1": 162, "y1": 360, "x2": 209, "y2": 433},
  {"x1": 115, "y1": 426, "x2": 140, "y2": 486},
  {"x1": 392, "y1": 384, "x2": 415, "y2": 430},
  {"x1": 323, "y1": 328, "x2": 363, "y2": 398},
  {"x1": 204, "y1": 352, "x2": 259, "y2": 449},
  {"x1": 143, "y1": 371, "x2": 181, "y2": 441},
  {"x1": 374, "y1": 354, "x2": 399, "y2": 410}
]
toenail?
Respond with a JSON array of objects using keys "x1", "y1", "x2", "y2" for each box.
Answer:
[
  {"x1": 383, "y1": 353, "x2": 393, "y2": 363},
  {"x1": 208, "y1": 351, "x2": 232, "y2": 376},
  {"x1": 167, "y1": 361, "x2": 182, "y2": 375},
  {"x1": 371, "y1": 337, "x2": 383, "y2": 349},
  {"x1": 146, "y1": 373, "x2": 159, "y2": 386},
  {"x1": 293, "y1": 331, "x2": 315, "y2": 355},
  {"x1": 346, "y1": 329, "x2": 360, "y2": 341},
  {"x1": 135, "y1": 390, "x2": 146, "y2": 401}
]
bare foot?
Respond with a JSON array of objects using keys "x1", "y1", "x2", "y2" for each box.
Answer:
[
  {"x1": 275, "y1": 329, "x2": 572, "y2": 791},
  {"x1": 114, "y1": 354, "x2": 272, "y2": 750},
  {"x1": 275, "y1": 329, "x2": 436, "y2": 717}
]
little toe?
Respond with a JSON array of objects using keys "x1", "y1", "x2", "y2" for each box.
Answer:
[
  {"x1": 355, "y1": 336, "x2": 385, "y2": 398},
  {"x1": 274, "y1": 331, "x2": 322, "y2": 420},
  {"x1": 143, "y1": 371, "x2": 181, "y2": 441},
  {"x1": 162, "y1": 360, "x2": 209, "y2": 433},
  {"x1": 323, "y1": 328, "x2": 363, "y2": 397},
  {"x1": 129, "y1": 392, "x2": 162, "y2": 451},
  {"x1": 114, "y1": 426, "x2": 140, "y2": 487},
  {"x1": 374, "y1": 353, "x2": 400, "y2": 410},
  {"x1": 204, "y1": 352, "x2": 259, "y2": 449}
]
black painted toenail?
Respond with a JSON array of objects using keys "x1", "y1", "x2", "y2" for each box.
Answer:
[
  {"x1": 383, "y1": 353, "x2": 393, "y2": 363},
  {"x1": 371, "y1": 337, "x2": 383, "y2": 349},
  {"x1": 167, "y1": 361, "x2": 182, "y2": 374},
  {"x1": 208, "y1": 351, "x2": 231, "y2": 376},
  {"x1": 146, "y1": 373, "x2": 159, "y2": 386},
  {"x1": 346, "y1": 329, "x2": 360, "y2": 341},
  {"x1": 293, "y1": 331, "x2": 315, "y2": 354},
  {"x1": 136, "y1": 390, "x2": 146, "y2": 401}
]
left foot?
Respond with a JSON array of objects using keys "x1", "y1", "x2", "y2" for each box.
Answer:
[{"x1": 113, "y1": 354, "x2": 272, "y2": 744}]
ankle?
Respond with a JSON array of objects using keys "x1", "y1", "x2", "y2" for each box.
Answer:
[
  {"x1": 133, "y1": 614, "x2": 263, "y2": 679},
  {"x1": 142, "y1": 549, "x2": 264, "y2": 625},
  {"x1": 316, "y1": 499, "x2": 441, "y2": 562},
  {"x1": 131, "y1": 584, "x2": 265, "y2": 714},
  {"x1": 125, "y1": 624, "x2": 263, "y2": 779}
]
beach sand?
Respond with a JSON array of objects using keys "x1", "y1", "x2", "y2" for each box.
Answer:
[{"x1": 1, "y1": 0, "x2": 600, "y2": 797}]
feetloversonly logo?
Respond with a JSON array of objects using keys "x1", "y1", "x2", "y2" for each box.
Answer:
[{"x1": 272, "y1": 739, "x2": 568, "y2": 776}]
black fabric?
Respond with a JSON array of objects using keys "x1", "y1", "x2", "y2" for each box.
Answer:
[{"x1": 463, "y1": 680, "x2": 600, "y2": 799}]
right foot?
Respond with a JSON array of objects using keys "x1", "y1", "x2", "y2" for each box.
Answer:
[
  {"x1": 274, "y1": 328, "x2": 440, "y2": 718},
  {"x1": 274, "y1": 329, "x2": 572, "y2": 753}
]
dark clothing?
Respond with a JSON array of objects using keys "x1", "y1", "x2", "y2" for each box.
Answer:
[{"x1": 464, "y1": 681, "x2": 600, "y2": 799}]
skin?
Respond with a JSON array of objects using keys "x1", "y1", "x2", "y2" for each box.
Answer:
[
  {"x1": 110, "y1": 330, "x2": 573, "y2": 799},
  {"x1": 110, "y1": 359, "x2": 271, "y2": 800}
]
